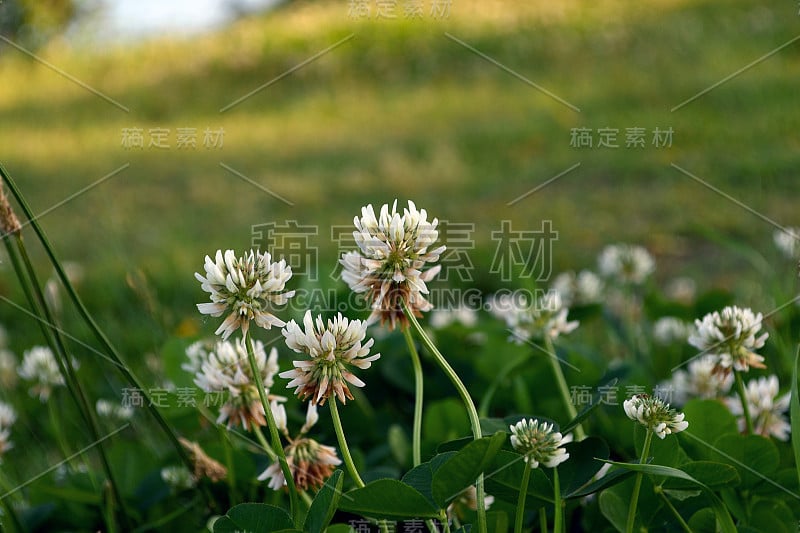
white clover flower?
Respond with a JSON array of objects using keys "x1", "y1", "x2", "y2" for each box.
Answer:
[
  {"x1": 551, "y1": 270, "x2": 604, "y2": 307},
  {"x1": 258, "y1": 437, "x2": 342, "y2": 491},
  {"x1": 773, "y1": 227, "x2": 800, "y2": 260},
  {"x1": 95, "y1": 399, "x2": 135, "y2": 422},
  {"x1": 195, "y1": 249, "x2": 295, "y2": 340},
  {"x1": 18, "y1": 346, "x2": 73, "y2": 402},
  {"x1": 160, "y1": 465, "x2": 196, "y2": 491},
  {"x1": 182, "y1": 339, "x2": 214, "y2": 375},
  {"x1": 510, "y1": 418, "x2": 572, "y2": 469},
  {"x1": 0, "y1": 401, "x2": 16, "y2": 458},
  {"x1": 598, "y1": 244, "x2": 655, "y2": 285},
  {"x1": 688, "y1": 306, "x2": 768, "y2": 373},
  {"x1": 490, "y1": 291, "x2": 578, "y2": 343},
  {"x1": 280, "y1": 311, "x2": 380, "y2": 405},
  {"x1": 430, "y1": 305, "x2": 479, "y2": 330},
  {"x1": 653, "y1": 317, "x2": 692, "y2": 345},
  {"x1": 191, "y1": 337, "x2": 283, "y2": 430},
  {"x1": 725, "y1": 375, "x2": 790, "y2": 441},
  {"x1": 659, "y1": 356, "x2": 733, "y2": 406},
  {"x1": 623, "y1": 394, "x2": 688, "y2": 439},
  {"x1": 339, "y1": 200, "x2": 446, "y2": 329},
  {"x1": 665, "y1": 277, "x2": 697, "y2": 304}
]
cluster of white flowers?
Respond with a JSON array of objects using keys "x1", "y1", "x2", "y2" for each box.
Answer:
[
  {"x1": 688, "y1": 306, "x2": 768, "y2": 372},
  {"x1": 0, "y1": 401, "x2": 16, "y2": 460},
  {"x1": 652, "y1": 317, "x2": 692, "y2": 345},
  {"x1": 258, "y1": 403, "x2": 342, "y2": 491},
  {"x1": 550, "y1": 270, "x2": 604, "y2": 307},
  {"x1": 489, "y1": 291, "x2": 578, "y2": 343},
  {"x1": 280, "y1": 311, "x2": 380, "y2": 405},
  {"x1": 510, "y1": 418, "x2": 571, "y2": 468},
  {"x1": 773, "y1": 227, "x2": 800, "y2": 260},
  {"x1": 430, "y1": 305, "x2": 479, "y2": 329},
  {"x1": 340, "y1": 200, "x2": 446, "y2": 329},
  {"x1": 725, "y1": 375, "x2": 789, "y2": 441},
  {"x1": 623, "y1": 394, "x2": 688, "y2": 439},
  {"x1": 195, "y1": 249, "x2": 295, "y2": 340},
  {"x1": 160, "y1": 465, "x2": 196, "y2": 491},
  {"x1": 659, "y1": 356, "x2": 733, "y2": 406},
  {"x1": 95, "y1": 399, "x2": 135, "y2": 422},
  {"x1": 17, "y1": 346, "x2": 73, "y2": 402},
  {"x1": 189, "y1": 337, "x2": 283, "y2": 430},
  {"x1": 598, "y1": 244, "x2": 655, "y2": 285}
]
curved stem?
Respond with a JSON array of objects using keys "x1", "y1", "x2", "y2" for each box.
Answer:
[
  {"x1": 514, "y1": 464, "x2": 532, "y2": 533},
  {"x1": 244, "y1": 332, "x2": 299, "y2": 525},
  {"x1": 329, "y1": 398, "x2": 365, "y2": 488},
  {"x1": 539, "y1": 507, "x2": 547, "y2": 533},
  {"x1": 553, "y1": 467, "x2": 563, "y2": 533},
  {"x1": 402, "y1": 327, "x2": 424, "y2": 466},
  {"x1": 403, "y1": 306, "x2": 486, "y2": 533},
  {"x1": 543, "y1": 336, "x2": 585, "y2": 441},
  {"x1": 733, "y1": 370, "x2": 754, "y2": 435},
  {"x1": 0, "y1": 164, "x2": 201, "y2": 486},
  {"x1": 625, "y1": 429, "x2": 653, "y2": 533}
]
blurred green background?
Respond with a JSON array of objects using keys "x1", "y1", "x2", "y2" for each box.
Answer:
[{"x1": 0, "y1": 0, "x2": 798, "y2": 353}]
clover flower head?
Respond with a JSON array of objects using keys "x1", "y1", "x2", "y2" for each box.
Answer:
[
  {"x1": 490, "y1": 291, "x2": 578, "y2": 343},
  {"x1": 660, "y1": 355, "x2": 733, "y2": 407},
  {"x1": 430, "y1": 305, "x2": 479, "y2": 329},
  {"x1": 196, "y1": 249, "x2": 295, "y2": 340},
  {"x1": 258, "y1": 436, "x2": 342, "y2": 491},
  {"x1": 725, "y1": 375, "x2": 790, "y2": 441},
  {"x1": 653, "y1": 317, "x2": 692, "y2": 346},
  {"x1": 773, "y1": 227, "x2": 800, "y2": 260},
  {"x1": 551, "y1": 270, "x2": 604, "y2": 307},
  {"x1": 623, "y1": 394, "x2": 688, "y2": 439},
  {"x1": 191, "y1": 337, "x2": 283, "y2": 430},
  {"x1": 598, "y1": 244, "x2": 655, "y2": 285},
  {"x1": 339, "y1": 200, "x2": 446, "y2": 329},
  {"x1": 510, "y1": 418, "x2": 572, "y2": 469},
  {"x1": 161, "y1": 465, "x2": 196, "y2": 491},
  {"x1": 280, "y1": 311, "x2": 380, "y2": 405},
  {"x1": 688, "y1": 306, "x2": 768, "y2": 373},
  {"x1": 18, "y1": 346, "x2": 71, "y2": 402}
]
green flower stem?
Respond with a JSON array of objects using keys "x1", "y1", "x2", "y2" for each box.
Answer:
[
  {"x1": 403, "y1": 306, "x2": 487, "y2": 533},
  {"x1": 0, "y1": 164, "x2": 201, "y2": 489},
  {"x1": 252, "y1": 425, "x2": 278, "y2": 461},
  {"x1": 244, "y1": 332, "x2": 299, "y2": 526},
  {"x1": 625, "y1": 429, "x2": 653, "y2": 533},
  {"x1": 539, "y1": 506, "x2": 547, "y2": 533},
  {"x1": 514, "y1": 464, "x2": 532, "y2": 533},
  {"x1": 733, "y1": 369, "x2": 755, "y2": 435},
  {"x1": 328, "y1": 397, "x2": 365, "y2": 488},
  {"x1": 402, "y1": 327, "x2": 424, "y2": 466},
  {"x1": 0, "y1": 470, "x2": 25, "y2": 533},
  {"x1": 3, "y1": 235, "x2": 130, "y2": 525},
  {"x1": 553, "y1": 467, "x2": 563, "y2": 533},
  {"x1": 479, "y1": 351, "x2": 531, "y2": 417},
  {"x1": 655, "y1": 486, "x2": 692, "y2": 533},
  {"x1": 543, "y1": 336, "x2": 585, "y2": 441},
  {"x1": 218, "y1": 425, "x2": 239, "y2": 505}
]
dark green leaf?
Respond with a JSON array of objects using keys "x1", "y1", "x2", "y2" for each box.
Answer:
[
  {"x1": 602, "y1": 460, "x2": 735, "y2": 533},
  {"x1": 432, "y1": 432, "x2": 507, "y2": 507},
  {"x1": 304, "y1": 470, "x2": 343, "y2": 533},
  {"x1": 483, "y1": 450, "x2": 553, "y2": 506},
  {"x1": 401, "y1": 452, "x2": 455, "y2": 508},
  {"x1": 556, "y1": 437, "x2": 609, "y2": 497},
  {"x1": 338, "y1": 479, "x2": 440, "y2": 519},
  {"x1": 662, "y1": 461, "x2": 739, "y2": 490},
  {"x1": 678, "y1": 401, "x2": 737, "y2": 460},
  {"x1": 213, "y1": 503, "x2": 293, "y2": 533},
  {"x1": 706, "y1": 434, "x2": 779, "y2": 488},
  {"x1": 598, "y1": 488, "x2": 628, "y2": 532}
]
